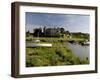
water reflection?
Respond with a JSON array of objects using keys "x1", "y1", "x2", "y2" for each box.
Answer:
[{"x1": 67, "y1": 43, "x2": 90, "y2": 61}]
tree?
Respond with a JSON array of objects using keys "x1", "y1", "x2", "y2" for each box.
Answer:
[
  {"x1": 33, "y1": 28, "x2": 42, "y2": 37},
  {"x1": 26, "y1": 30, "x2": 30, "y2": 37},
  {"x1": 60, "y1": 28, "x2": 65, "y2": 33}
]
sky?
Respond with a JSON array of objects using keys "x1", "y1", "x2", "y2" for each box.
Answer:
[{"x1": 25, "y1": 12, "x2": 90, "y2": 33}]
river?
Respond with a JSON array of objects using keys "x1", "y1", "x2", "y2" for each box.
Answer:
[{"x1": 67, "y1": 43, "x2": 90, "y2": 61}]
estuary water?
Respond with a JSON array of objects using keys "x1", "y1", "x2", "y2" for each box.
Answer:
[{"x1": 67, "y1": 43, "x2": 90, "y2": 61}]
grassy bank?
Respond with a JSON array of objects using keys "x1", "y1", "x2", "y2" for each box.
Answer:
[
  {"x1": 26, "y1": 40, "x2": 89, "y2": 67},
  {"x1": 26, "y1": 36, "x2": 87, "y2": 43}
]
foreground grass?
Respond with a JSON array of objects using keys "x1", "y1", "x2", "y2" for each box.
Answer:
[{"x1": 26, "y1": 41, "x2": 89, "y2": 67}]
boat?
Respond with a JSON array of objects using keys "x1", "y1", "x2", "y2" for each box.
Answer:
[{"x1": 81, "y1": 41, "x2": 90, "y2": 46}]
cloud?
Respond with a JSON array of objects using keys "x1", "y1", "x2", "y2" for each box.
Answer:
[{"x1": 25, "y1": 12, "x2": 90, "y2": 33}]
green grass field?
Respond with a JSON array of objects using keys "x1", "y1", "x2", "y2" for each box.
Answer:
[{"x1": 26, "y1": 37, "x2": 89, "y2": 67}]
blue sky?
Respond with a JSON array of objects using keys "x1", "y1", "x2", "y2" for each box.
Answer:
[{"x1": 25, "y1": 12, "x2": 90, "y2": 33}]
